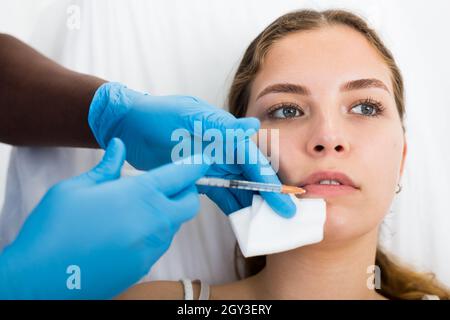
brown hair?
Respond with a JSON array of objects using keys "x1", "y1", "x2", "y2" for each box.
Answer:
[{"x1": 229, "y1": 9, "x2": 449, "y2": 300}]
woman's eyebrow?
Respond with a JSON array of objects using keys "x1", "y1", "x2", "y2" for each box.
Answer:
[
  {"x1": 256, "y1": 78, "x2": 391, "y2": 101},
  {"x1": 340, "y1": 78, "x2": 391, "y2": 94},
  {"x1": 256, "y1": 83, "x2": 311, "y2": 100}
]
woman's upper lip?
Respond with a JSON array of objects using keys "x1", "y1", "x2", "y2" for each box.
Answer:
[{"x1": 299, "y1": 171, "x2": 359, "y2": 189}]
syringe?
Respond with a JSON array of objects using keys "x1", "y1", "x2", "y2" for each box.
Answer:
[{"x1": 195, "y1": 177, "x2": 306, "y2": 195}]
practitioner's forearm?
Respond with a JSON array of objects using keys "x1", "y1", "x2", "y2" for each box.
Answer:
[{"x1": 0, "y1": 33, "x2": 106, "y2": 147}]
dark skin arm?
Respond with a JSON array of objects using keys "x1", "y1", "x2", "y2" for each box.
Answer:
[{"x1": 0, "y1": 33, "x2": 106, "y2": 147}]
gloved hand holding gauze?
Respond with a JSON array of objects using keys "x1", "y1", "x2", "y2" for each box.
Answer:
[{"x1": 229, "y1": 194, "x2": 326, "y2": 257}]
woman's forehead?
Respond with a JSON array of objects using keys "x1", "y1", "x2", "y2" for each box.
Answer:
[{"x1": 251, "y1": 25, "x2": 393, "y2": 97}]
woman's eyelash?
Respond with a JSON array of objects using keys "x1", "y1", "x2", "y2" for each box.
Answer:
[
  {"x1": 351, "y1": 98, "x2": 385, "y2": 117},
  {"x1": 267, "y1": 103, "x2": 303, "y2": 119},
  {"x1": 266, "y1": 98, "x2": 385, "y2": 119}
]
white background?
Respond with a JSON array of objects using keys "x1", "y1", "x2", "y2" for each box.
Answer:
[
  {"x1": 1, "y1": 1, "x2": 449, "y2": 213},
  {"x1": 0, "y1": 0, "x2": 449, "y2": 285}
]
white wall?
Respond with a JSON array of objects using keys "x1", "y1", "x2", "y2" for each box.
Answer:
[{"x1": 0, "y1": 0, "x2": 450, "y2": 285}]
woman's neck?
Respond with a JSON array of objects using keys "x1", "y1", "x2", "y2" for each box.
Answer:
[{"x1": 251, "y1": 229, "x2": 384, "y2": 299}]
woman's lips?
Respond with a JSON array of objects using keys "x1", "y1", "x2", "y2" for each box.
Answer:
[
  {"x1": 300, "y1": 184, "x2": 358, "y2": 198},
  {"x1": 297, "y1": 170, "x2": 359, "y2": 198}
]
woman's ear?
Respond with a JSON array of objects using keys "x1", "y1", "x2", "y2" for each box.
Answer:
[{"x1": 399, "y1": 137, "x2": 407, "y2": 178}]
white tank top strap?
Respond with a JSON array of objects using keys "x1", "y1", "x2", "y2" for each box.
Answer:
[
  {"x1": 181, "y1": 279, "x2": 194, "y2": 300},
  {"x1": 422, "y1": 294, "x2": 440, "y2": 300},
  {"x1": 180, "y1": 279, "x2": 210, "y2": 300},
  {"x1": 197, "y1": 279, "x2": 211, "y2": 300}
]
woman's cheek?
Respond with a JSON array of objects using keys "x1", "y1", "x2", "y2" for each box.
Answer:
[
  {"x1": 274, "y1": 128, "x2": 300, "y2": 182},
  {"x1": 258, "y1": 123, "x2": 297, "y2": 179},
  {"x1": 356, "y1": 137, "x2": 402, "y2": 216}
]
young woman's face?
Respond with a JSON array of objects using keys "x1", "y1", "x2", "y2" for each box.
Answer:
[{"x1": 245, "y1": 25, "x2": 407, "y2": 242}]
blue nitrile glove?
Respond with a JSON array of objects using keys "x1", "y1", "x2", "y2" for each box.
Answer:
[
  {"x1": 88, "y1": 82, "x2": 295, "y2": 217},
  {"x1": 0, "y1": 138, "x2": 210, "y2": 300}
]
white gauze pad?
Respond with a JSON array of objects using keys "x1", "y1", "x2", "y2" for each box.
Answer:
[{"x1": 229, "y1": 194, "x2": 326, "y2": 257}]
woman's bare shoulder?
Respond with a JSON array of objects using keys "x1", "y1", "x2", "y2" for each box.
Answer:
[
  {"x1": 115, "y1": 277, "x2": 256, "y2": 300},
  {"x1": 115, "y1": 280, "x2": 188, "y2": 300}
]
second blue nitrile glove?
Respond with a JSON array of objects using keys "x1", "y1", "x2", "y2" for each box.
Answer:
[
  {"x1": 88, "y1": 82, "x2": 296, "y2": 217},
  {"x1": 0, "y1": 139, "x2": 210, "y2": 299}
]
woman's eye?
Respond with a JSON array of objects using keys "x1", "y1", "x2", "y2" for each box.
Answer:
[
  {"x1": 350, "y1": 102, "x2": 382, "y2": 117},
  {"x1": 269, "y1": 105, "x2": 303, "y2": 119}
]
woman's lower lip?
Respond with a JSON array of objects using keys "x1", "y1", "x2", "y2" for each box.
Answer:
[{"x1": 301, "y1": 184, "x2": 358, "y2": 197}]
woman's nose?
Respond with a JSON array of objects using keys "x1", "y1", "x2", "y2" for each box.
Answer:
[{"x1": 306, "y1": 120, "x2": 350, "y2": 158}]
